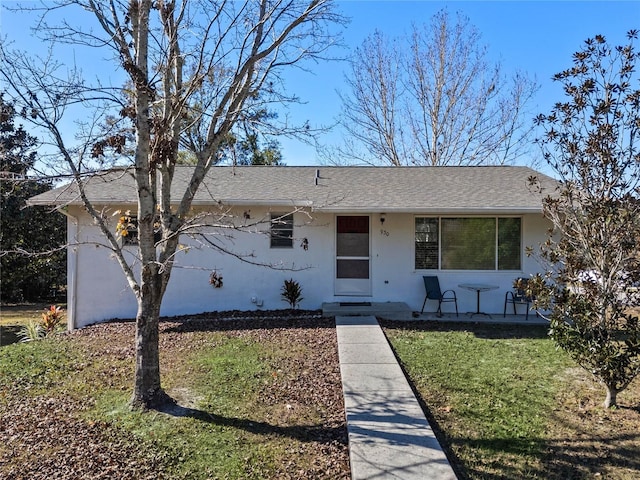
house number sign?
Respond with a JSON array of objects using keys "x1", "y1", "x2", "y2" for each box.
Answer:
[{"x1": 380, "y1": 229, "x2": 390, "y2": 237}]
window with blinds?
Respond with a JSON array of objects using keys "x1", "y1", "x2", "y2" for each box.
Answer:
[
  {"x1": 270, "y1": 213, "x2": 294, "y2": 248},
  {"x1": 415, "y1": 217, "x2": 521, "y2": 271},
  {"x1": 415, "y1": 217, "x2": 439, "y2": 270}
]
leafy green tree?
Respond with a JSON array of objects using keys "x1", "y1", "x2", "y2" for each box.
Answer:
[
  {"x1": 177, "y1": 106, "x2": 283, "y2": 166},
  {"x1": 232, "y1": 109, "x2": 284, "y2": 165},
  {"x1": 232, "y1": 133, "x2": 283, "y2": 166},
  {"x1": 0, "y1": 94, "x2": 65, "y2": 303},
  {"x1": 180, "y1": 122, "x2": 284, "y2": 166},
  {"x1": 530, "y1": 31, "x2": 640, "y2": 408}
]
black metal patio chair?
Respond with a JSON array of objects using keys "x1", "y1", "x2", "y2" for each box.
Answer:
[
  {"x1": 420, "y1": 275, "x2": 458, "y2": 317},
  {"x1": 504, "y1": 277, "x2": 537, "y2": 320}
]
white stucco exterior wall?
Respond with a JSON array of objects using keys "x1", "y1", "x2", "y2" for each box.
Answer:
[{"x1": 66, "y1": 206, "x2": 551, "y2": 328}]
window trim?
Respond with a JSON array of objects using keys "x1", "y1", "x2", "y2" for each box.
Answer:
[
  {"x1": 270, "y1": 212, "x2": 294, "y2": 248},
  {"x1": 414, "y1": 216, "x2": 522, "y2": 272}
]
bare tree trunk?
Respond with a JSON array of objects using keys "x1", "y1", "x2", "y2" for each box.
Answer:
[
  {"x1": 604, "y1": 384, "x2": 618, "y2": 409},
  {"x1": 0, "y1": 0, "x2": 345, "y2": 412},
  {"x1": 131, "y1": 303, "x2": 162, "y2": 408},
  {"x1": 131, "y1": 263, "x2": 171, "y2": 409}
]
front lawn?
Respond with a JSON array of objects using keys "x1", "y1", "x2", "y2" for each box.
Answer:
[
  {"x1": 0, "y1": 314, "x2": 349, "y2": 479},
  {"x1": 382, "y1": 321, "x2": 640, "y2": 479}
]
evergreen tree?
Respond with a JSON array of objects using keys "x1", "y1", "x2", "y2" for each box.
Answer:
[
  {"x1": 0, "y1": 94, "x2": 66, "y2": 303},
  {"x1": 531, "y1": 32, "x2": 640, "y2": 408}
]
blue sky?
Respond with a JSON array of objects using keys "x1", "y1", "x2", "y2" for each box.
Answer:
[
  {"x1": 2, "y1": 1, "x2": 639, "y2": 167},
  {"x1": 280, "y1": 0, "x2": 640, "y2": 166}
]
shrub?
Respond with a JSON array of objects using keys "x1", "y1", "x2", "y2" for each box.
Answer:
[
  {"x1": 281, "y1": 279, "x2": 303, "y2": 309},
  {"x1": 18, "y1": 305, "x2": 65, "y2": 342},
  {"x1": 18, "y1": 320, "x2": 45, "y2": 342},
  {"x1": 41, "y1": 305, "x2": 64, "y2": 334}
]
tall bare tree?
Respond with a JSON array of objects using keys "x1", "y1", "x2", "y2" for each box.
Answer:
[
  {"x1": 337, "y1": 9, "x2": 538, "y2": 166},
  {"x1": 0, "y1": 0, "x2": 344, "y2": 409},
  {"x1": 336, "y1": 30, "x2": 407, "y2": 166}
]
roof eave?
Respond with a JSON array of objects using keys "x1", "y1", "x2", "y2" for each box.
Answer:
[
  {"x1": 192, "y1": 199, "x2": 315, "y2": 208},
  {"x1": 26, "y1": 199, "x2": 543, "y2": 215},
  {"x1": 315, "y1": 206, "x2": 544, "y2": 214}
]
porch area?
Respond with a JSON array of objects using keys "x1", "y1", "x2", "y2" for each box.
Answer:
[
  {"x1": 322, "y1": 302, "x2": 412, "y2": 318},
  {"x1": 322, "y1": 301, "x2": 547, "y2": 325}
]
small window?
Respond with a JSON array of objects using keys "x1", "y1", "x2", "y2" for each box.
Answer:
[
  {"x1": 270, "y1": 213, "x2": 293, "y2": 248},
  {"x1": 121, "y1": 216, "x2": 162, "y2": 246}
]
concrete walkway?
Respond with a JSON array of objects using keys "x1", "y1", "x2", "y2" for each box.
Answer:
[{"x1": 336, "y1": 315, "x2": 457, "y2": 480}]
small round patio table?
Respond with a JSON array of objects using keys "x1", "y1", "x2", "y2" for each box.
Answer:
[{"x1": 458, "y1": 283, "x2": 499, "y2": 317}]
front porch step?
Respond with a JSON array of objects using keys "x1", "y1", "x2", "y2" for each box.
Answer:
[{"x1": 322, "y1": 302, "x2": 411, "y2": 318}]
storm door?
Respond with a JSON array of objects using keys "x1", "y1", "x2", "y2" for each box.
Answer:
[{"x1": 335, "y1": 215, "x2": 371, "y2": 296}]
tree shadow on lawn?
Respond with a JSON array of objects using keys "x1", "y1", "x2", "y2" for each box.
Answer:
[
  {"x1": 154, "y1": 400, "x2": 348, "y2": 446},
  {"x1": 541, "y1": 431, "x2": 640, "y2": 479},
  {"x1": 380, "y1": 319, "x2": 550, "y2": 340},
  {"x1": 444, "y1": 430, "x2": 640, "y2": 480},
  {"x1": 0, "y1": 325, "x2": 22, "y2": 346}
]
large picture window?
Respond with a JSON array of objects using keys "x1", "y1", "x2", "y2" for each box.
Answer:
[
  {"x1": 415, "y1": 217, "x2": 521, "y2": 271},
  {"x1": 270, "y1": 213, "x2": 294, "y2": 248}
]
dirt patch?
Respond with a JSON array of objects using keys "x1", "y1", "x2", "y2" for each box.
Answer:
[
  {"x1": 0, "y1": 397, "x2": 169, "y2": 480},
  {"x1": 542, "y1": 367, "x2": 640, "y2": 479}
]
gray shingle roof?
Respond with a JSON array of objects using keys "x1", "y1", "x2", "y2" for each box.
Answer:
[{"x1": 28, "y1": 165, "x2": 557, "y2": 213}]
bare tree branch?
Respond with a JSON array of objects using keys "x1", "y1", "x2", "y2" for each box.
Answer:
[
  {"x1": 334, "y1": 9, "x2": 538, "y2": 166},
  {"x1": 1, "y1": 0, "x2": 345, "y2": 409}
]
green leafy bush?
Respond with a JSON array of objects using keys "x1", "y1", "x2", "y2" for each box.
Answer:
[
  {"x1": 18, "y1": 320, "x2": 45, "y2": 342},
  {"x1": 18, "y1": 305, "x2": 64, "y2": 342}
]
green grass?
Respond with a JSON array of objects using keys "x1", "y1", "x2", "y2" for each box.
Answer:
[
  {"x1": 91, "y1": 337, "x2": 283, "y2": 479},
  {"x1": 193, "y1": 337, "x2": 269, "y2": 415},
  {"x1": 383, "y1": 322, "x2": 573, "y2": 479},
  {"x1": 0, "y1": 321, "x2": 346, "y2": 479},
  {"x1": 0, "y1": 338, "x2": 83, "y2": 396}
]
